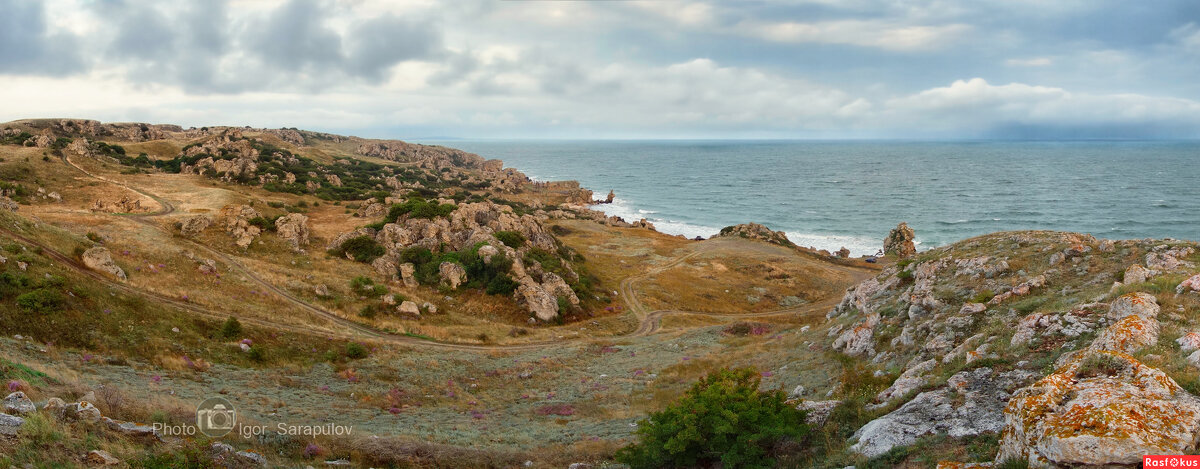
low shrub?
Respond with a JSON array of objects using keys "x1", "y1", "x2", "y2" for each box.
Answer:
[
  {"x1": 615, "y1": 367, "x2": 808, "y2": 469},
  {"x1": 15, "y1": 289, "x2": 64, "y2": 312}
]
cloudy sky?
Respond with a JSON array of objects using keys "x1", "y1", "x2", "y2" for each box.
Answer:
[{"x1": 2, "y1": 0, "x2": 1200, "y2": 139}]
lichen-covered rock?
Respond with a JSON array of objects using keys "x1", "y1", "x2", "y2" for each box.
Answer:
[
  {"x1": 883, "y1": 222, "x2": 917, "y2": 258},
  {"x1": 1123, "y1": 264, "x2": 1152, "y2": 284},
  {"x1": 541, "y1": 272, "x2": 579, "y2": 306},
  {"x1": 1178, "y1": 273, "x2": 1200, "y2": 294},
  {"x1": 958, "y1": 303, "x2": 987, "y2": 315},
  {"x1": 1178, "y1": 332, "x2": 1200, "y2": 352},
  {"x1": 81, "y1": 247, "x2": 126, "y2": 281},
  {"x1": 1147, "y1": 246, "x2": 1194, "y2": 272},
  {"x1": 1088, "y1": 314, "x2": 1158, "y2": 354},
  {"x1": 852, "y1": 367, "x2": 1036, "y2": 458},
  {"x1": 796, "y1": 400, "x2": 840, "y2": 426},
  {"x1": 1107, "y1": 292, "x2": 1159, "y2": 322},
  {"x1": 62, "y1": 401, "x2": 102, "y2": 422},
  {"x1": 997, "y1": 351, "x2": 1200, "y2": 467},
  {"x1": 274, "y1": 213, "x2": 310, "y2": 252},
  {"x1": 357, "y1": 201, "x2": 387, "y2": 218},
  {"x1": 1010, "y1": 308, "x2": 1100, "y2": 347}
]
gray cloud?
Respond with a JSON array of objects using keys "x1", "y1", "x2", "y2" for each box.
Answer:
[
  {"x1": 1, "y1": 0, "x2": 1199, "y2": 138},
  {"x1": 0, "y1": 0, "x2": 84, "y2": 75}
]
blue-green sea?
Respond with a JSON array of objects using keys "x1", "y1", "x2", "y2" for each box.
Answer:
[{"x1": 419, "y1": 140, "x2": 1200, "y2": 256}]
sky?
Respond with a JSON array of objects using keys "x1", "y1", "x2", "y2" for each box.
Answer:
[{"x1": 2, "y1": 0, "x2": 1200, "y2": 139}]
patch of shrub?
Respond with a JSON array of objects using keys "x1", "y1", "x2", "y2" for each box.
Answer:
[
  {"x1": 220, "y1": 316, "x2": 242, "y2": 339},
  {"x1": 345, "y1": 342, "x2": 369, "y2": 359},
  {"x1": 15, "y1": 289, "x2": 64, "y2": 312},
  {"x1": 330, "y1": 236, "x2": 385, "y2": 263},
  {"x1": 615, "y1": 367, "x2": 808, "y2": 469},
  {"x1": 494, "y1": 230, "x2": 526, "y2": 248},
  {"x1": 383, "y1": 197, "x2": 456, "y2": 223}
]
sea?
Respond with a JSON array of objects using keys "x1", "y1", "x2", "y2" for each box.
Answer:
[{"x1": 417, "y1": 140, "x2": 1200, "y2": 257}]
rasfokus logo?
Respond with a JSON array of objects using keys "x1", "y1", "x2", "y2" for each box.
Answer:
[{"x1": 196, "y1": 397, "x2": 237, "y2": 437}]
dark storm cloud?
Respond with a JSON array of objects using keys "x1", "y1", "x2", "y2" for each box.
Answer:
[{"x1": 0, "y1": 0, "x2": 84, "y2": 75}]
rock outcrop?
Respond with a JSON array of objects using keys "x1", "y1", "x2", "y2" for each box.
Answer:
[
  {"x1": 218, "y1": 205, "x2": 261, "y2": 249},
  {"x1": 852, "y1": 367, "x2": 1037, "y2": 458},
  {"x1": 89, "y1": 196, "x2": 146, "y2": 213},
  {"x1": 81, "y1": 247, "x2": 126, "y2": 281},
  {"x1": 179, "y1": 215, "x2": 212, "y2": 237},
  {"x1": 883, "y1": 222, "x2": 917, "y2": 258},
  {"x1": 0, "y1": 196, "x2": 17, "y2": 212},
  {"x1": 274, "y1": 213, "x2": 310, "y2": 252},
  {"x1": 716, "y1": 223, "x2": 793, "y2": 246},
  {"x1": 439, "y1": 262, "x2": 466, "y2": 289}
]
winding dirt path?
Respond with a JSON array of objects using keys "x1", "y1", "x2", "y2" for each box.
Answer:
[{"x1": 10, "y1": 155, "x2": 877, "y2": 352}]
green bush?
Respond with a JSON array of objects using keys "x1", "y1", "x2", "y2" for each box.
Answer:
[
  {"x1": 399, "y1": 247, "x2": 433, "y2": 265},
  {"x1": 486, "y1": 274, "x2": 519, "y2": 295},
  {"x1": 15, "y1": 289, "x2": 64, "y2": 312},
  {"x1": 345, "y1": 342, "x2": 369, "y2": 359},
  {"x1": 615, "y1": 367, "x2": 808, "y2": 469},
  {"x1": 330, "y1": 236, "x2": 385, "y2": 263},
  {"x1": 383, "y1": 197, "x2": 456, "y2": 223},
  {"x1": 220, "y1": 316, "x2": 243, "y2": 339},
  {"x1": 494, "y1": 230, "x2": 526, "y2": 248}
]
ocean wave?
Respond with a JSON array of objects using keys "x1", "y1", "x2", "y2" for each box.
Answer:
[{"x1": 784, "y1": 232, "x2": 883, "y2": 258}]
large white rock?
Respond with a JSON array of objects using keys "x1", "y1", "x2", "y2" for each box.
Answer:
[
  {"x1": 851, "y1": 367, "x2": 1036, "y2": 458},
  {"x1": 832, "y1": 313, "x2": 880, "y2": 357}
]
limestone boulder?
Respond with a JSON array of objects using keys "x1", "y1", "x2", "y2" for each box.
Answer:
[
  {"x1": 82, "y1": 247, "x2": 126, "y2": 281},
  {"x1": 515, "y1": 283, "x2": 558, "y2": 321},
  {"x1": 439, "y1": 262, "x2": 466, "y2": 289},
  {"x1": 852, "y1": 367, "x2": 1036, "y2": 458},
  {"x1": 3, "y1": 392, "x2": 35, "y2": 415},
  {"x1": 832, "y1": 313, "x2": 879, "y2": 357}
]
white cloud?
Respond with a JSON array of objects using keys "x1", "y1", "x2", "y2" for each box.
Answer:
[
  {"x1": 1005, "y1": 57, "x2": 1053, "y2": 67},
  {"x1": 744, "y1": 20, "x2": 970, "y2": 51}
]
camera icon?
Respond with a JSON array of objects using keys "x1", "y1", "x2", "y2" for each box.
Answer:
[{"x1": 196, "y1": 397, "x2": 237, "y2": 437}]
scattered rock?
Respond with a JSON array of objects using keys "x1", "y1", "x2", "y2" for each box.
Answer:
[
  {"x1": 234, "y1": 450, "x2": 269, "y2": 467},
  {"x1": 1124, "y1": 264, "x2": 1153, "y2": 284},
  {"x1": 958, "y1": 303, "x2": 986, "y2": 315},
  {"x1": 1178, "y1": 332, "x2": 1200, "y2": 352},
  {"x1": 0, "y1": 413, "x2": 24, "y2": 435},
  {"x1": 315, "y1": 284, "x2": 330, "y2": 297},
  {"x1": 89, "y1": 196, "x2": 145, "y2": 213},
  {"x1": 3, "y1": 392, "x2": 35, "y2": 415},
  {"x1": 219, "y1": 204, "x2": 262, "y2": 249},
  {"x1": 398, "y1": 301, "x2": 420, "y2": 315},
  {"x1": 81, "y1": 247, "x2": 126, "y2": 281},
  {"x1": 0, "y1": 196, "x2": 19, "y2": 212},
  {"x1": 1178, "y1": 273, "x2": 1200, "y2": 294},
  {"x1": 86, "y1": 449, "x2": 120, "y2": 466},
  {"x1": 62, "y1": 401, "x2": 101, "y2": 422},
  {"x1": 875, "y1": 359, "x2": 936, "y2": 404}
]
